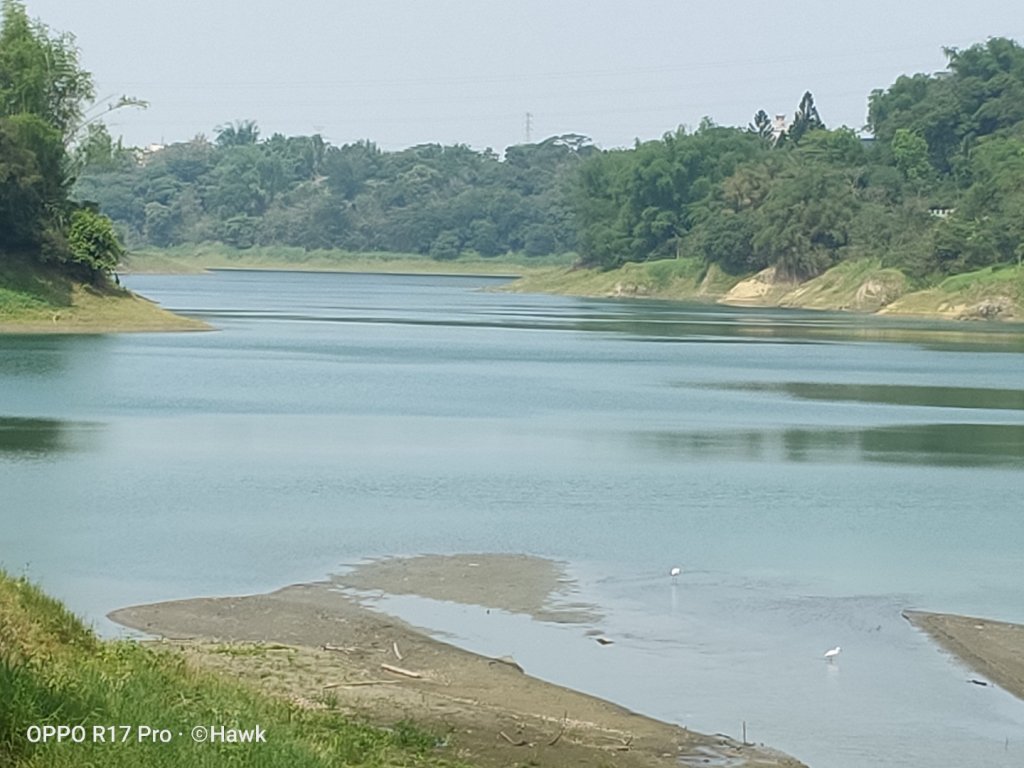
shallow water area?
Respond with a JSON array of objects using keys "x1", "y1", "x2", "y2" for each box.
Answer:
[
  {"x1": 2, "y1": 270, "x2": 1023, "y2": 767},
  {"x1": 347, "y1": 559, "x2": 1024, "y2": 768}
]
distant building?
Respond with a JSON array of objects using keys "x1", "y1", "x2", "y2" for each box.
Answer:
[
  {"x1": 135, "y1": 143, "x2": 166, "y2": 166},
  {"x1": 772, "y1": 114, "x2": 788, "y2": 144}
]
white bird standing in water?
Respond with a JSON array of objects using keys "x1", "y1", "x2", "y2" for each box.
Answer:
[
  {"x1": 669, "y1": 566, "x2": 681, "y2": 580},
  {"x1": 824, "y1": 646, "x2": 841, "y2": 662}
]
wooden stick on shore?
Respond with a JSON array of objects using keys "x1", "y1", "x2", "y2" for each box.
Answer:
[
  {"x1": 547, "y1": 711, "x2": 568, "y2": 746},
  {"x1": 322, "y1": 643, "x2": 357, "y2": 653},
  {"x1": 380, "y1": 663, "x2": 422, "y2": 679},
  {"x1": 323, "y1": 680, "x2": 401, "y2": 689}
]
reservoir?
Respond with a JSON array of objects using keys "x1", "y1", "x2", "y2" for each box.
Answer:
[{"x1": 2, "y1": 270, "x2": 1022, "y2": 767}]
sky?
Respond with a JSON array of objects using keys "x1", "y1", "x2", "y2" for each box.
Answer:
[{"x1": 22, "y1": 0, "x2": 1024, "y2": 152}]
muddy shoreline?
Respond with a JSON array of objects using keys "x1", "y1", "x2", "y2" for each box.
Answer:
[
  {"x1": 109, "y1": 554, "x2": 804, "y2": 768},
  {"x1": 903, "y1": 610, "x2": 1024, "y2": 700}
]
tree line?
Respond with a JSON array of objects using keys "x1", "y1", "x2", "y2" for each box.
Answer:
[
  {"x1": 75, "y1": 126, "x2": 594, "y2": 260},
  {"x1": 5, "y1": 0, "x2": 1021, "y2": 286},
  {"x1": 573, "y1": 37, "x2": 1024, "y2": 279},
  {"x1": 78, "y1": 36, "x2": 1024, "y2": 282}
]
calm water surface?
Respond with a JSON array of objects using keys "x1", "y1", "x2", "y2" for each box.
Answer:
[{"x1": 2, "y1": 271, "x2": 1023, "y2": 768}]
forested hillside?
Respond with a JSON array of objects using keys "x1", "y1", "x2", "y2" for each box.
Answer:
[
  {"x1": 76, "y1": 38, "x2": 1024, "y2": 287},
  {"x1": 75, "y1": 129, "x2": 592, "y2": 259},
  {"x1": 575, "y1": 38, "x2": 1024, "y2": 281}
]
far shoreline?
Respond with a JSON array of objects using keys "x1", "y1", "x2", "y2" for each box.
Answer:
[{"x1": 122, "y1": 250, "x2": 1024, "y2": 327}]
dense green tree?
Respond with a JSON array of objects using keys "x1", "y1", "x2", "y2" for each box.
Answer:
[
  {"x1": 0, "y1": 116, "x2": 49, "y2": 249},
  {"x1": 429, "y1": 230, "x2": 461, "y2": 261},
  {"x1": 786, "y1": 91, "x2": 826, "y2": 145},
  {"x1": 572, "y1": 124, "x2": 763, "y2": 267},
  {"x1": 891, "y1": 128, "x2": 932, "y2": 184},
  {"x1": 750, "y1": 161, "x2": 858, "y2": 278},
  {"x1": 323, "y1": 140, "x2": 381, "y2": 199},
  {"x1": 927, "y1": 134, "x2": 1024, "y2": 272},
  {"x1": 215, "y1": 119, "x2": 259, "y2": 148},
  {"x1": 0, "y1": 1, "x2": 126, "y2": 279},
  {"x1": 748, "y1": 109, "x2": 773, "y2": 142},
  {"x1": 0, "y1": 0, "x2": 93, "y2": 142},
  {"x1": 142, "y1": 201, "x2": 177, "y2": 246},
  {"x1": 67, "y1": 206, "x2": 123, "y2": 280},
  {"x1": 690, "y1": 207, "x2": 763, "y2": 273},
  {"x1": 869, "y1": 38, "x2": 1024, "y2": 174}
]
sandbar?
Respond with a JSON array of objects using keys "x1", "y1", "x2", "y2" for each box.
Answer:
[
  {"x1": 904, "y1": 610, "x2": 1024, "y2": 700},
  {"x1": 110, "y1": 554, "x2": 803, "y2": 768}
]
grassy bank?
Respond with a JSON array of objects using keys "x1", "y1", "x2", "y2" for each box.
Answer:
[
  {"x1": 124, "y1": 245, "x2": 574, "y2": 277},
  {"x1": 880, "y1": 263, "x2": 1024, "y2": 319},
  {"x1": 0, "y1": 571, "x2": 464, "y2": 768},
  {"x1": 508, "y1": 256, "x2": 1024, "y2": 321},
  {"x1": 0, "y1": 257, "x2": 208, "y2": 334}
]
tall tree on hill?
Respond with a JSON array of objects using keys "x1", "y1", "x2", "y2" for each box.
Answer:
[
  {"x1": 215, "y1": 119, "x2": 260, "y2": 148},
  {"x1": 786, "y1": 91, "x2": 825, "y2": 145},
  {"x1": 0, "y1": 0, "x2": 93, "y2": 142},
  {"x1": 748, "y1": 109, "x2": 773, "y2": 143}
]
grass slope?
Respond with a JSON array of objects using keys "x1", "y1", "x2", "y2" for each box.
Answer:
[
  {"x1": 0, "y1": 571, "x2": 465, "y2": 768},
  {"x1": 0, "y1": 256, "x2": 207, "y2": 334},
  {"x1": 882, "y1": 264, "x2": 1024, "y2": 320},
  {"x1": 777, "y1": 259, "x2": 910, "y2": 312}
]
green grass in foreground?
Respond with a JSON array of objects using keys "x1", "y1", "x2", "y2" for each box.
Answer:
[{"x1": 0, "y1": 571, "x2": 467, "y2": 768}]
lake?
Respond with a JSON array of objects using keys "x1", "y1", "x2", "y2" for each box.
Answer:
[{"x1": 2, "y1": 270, "x2": 1023, "y2": 767}]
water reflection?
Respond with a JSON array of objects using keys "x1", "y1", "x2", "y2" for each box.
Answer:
[
  {"x1": 718, "y1": 382, "x2": 1024, "y2": 412},
  {"x1": 567, "y1": 300, "x2": 1024, "y2": 350},
  {"x1": 0, "y1": 416, "x2": 101, "y2": 457},
  {"x1": 125, "y1": 272, "x2": 1024, "y2": 352},
  {"x1": 0, "y1": 337, "x2": 70, "y2": 377},
  {"x1": 639, "y1": 423, "x2": 1024, "y2": 468}
]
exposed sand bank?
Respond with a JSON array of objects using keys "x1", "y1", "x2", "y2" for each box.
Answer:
[
  {"x1": 110, "y1": 554, "x2": 804, "y2": 768},
  {"x1": 334, "y1": 553, "x2": 601, "y2": 624},
  {"x1": 903, "y1": 610, "x2": 1024, "y2": 701}
]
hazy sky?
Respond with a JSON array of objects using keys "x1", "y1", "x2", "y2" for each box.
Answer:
[{"x1": 23, "y1": 0, "x2": 1024, "y2": 152}]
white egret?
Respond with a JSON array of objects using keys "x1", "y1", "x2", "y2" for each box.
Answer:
[
  {"x1": 824, "y1": 646, "x2": 841, "y2": 662},
  {"x1": 670, "y1": 566, "x2": 681, "y2": 581}
]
